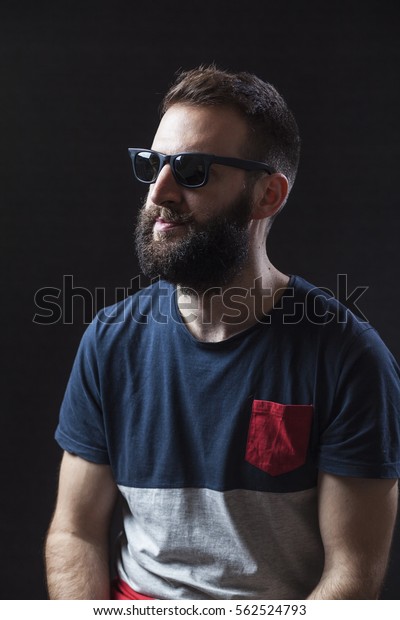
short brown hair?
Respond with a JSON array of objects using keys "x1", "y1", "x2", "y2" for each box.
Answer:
[{"x1": 161, "y1": 65, "x2": 301, "y2": 189}]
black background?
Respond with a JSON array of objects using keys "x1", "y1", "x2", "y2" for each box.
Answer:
[{"x1": 1, "y1": 0, "x2": 399, "y2": 600}]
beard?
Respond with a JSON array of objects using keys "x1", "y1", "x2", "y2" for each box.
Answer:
[{"x1": 134, "y1": 189, "x2": 253, "y2": 294}]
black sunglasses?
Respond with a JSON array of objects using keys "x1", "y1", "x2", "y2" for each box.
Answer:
[{"x1": 128, "y1": 148, "x2": 275, "y2": 189}]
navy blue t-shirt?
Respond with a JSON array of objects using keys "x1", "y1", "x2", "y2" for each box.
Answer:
[{"x1": 55, "y1": 275, "x2": 400, "y2": 599}]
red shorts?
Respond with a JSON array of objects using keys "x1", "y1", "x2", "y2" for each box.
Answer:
[{"x1": 110, "y1": 577, "x2": 154, "y2": 600}]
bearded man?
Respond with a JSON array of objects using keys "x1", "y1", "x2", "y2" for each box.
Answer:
[{"x1": 45, "y1": 66, "x2": 400, "y2": 600}]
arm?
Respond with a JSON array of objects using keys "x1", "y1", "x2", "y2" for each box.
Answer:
[
  {"x1": 308, "y1": 472, "x2": 398, "y2": 599},
  {"x1": 45, "y1": 451, "x2": 119, "y2": 599}
]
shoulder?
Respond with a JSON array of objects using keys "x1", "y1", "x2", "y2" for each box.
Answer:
[
  {"x1": 282, "y1": 275, "x2": 400, "y2": 374},
  {"x1": 91, "y1": 279, "x2": 174, "y2": 329},
  {"x1": 75, "y1": 280, "x2": 176, "y2": 357},
  {"x1": 288, "y1": 274, "x2": 373, "y2": 339}
]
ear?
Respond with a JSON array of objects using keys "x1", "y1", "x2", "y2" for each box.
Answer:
[{"x1": 251, "y1": 173, "x2": 289, "y2": 221}]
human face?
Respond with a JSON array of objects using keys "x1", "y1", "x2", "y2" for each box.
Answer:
[
  {"x1": 145, "y1": 103, "x2": 254, "y2": 225},
  {"x1": 135, "y1": 104, "x2": 256, "y2": 291}
]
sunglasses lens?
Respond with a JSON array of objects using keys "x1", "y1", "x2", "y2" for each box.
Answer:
[
  {"x1": 174, "y1": 154, "x2": 206, "y2": 187},
  {"x1": 134, "y1": 151, "x2": 161, "y2": 183}
]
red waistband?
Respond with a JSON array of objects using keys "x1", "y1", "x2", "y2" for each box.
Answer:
[{"x1": 111, "y1": 577, "x2": 154, "y2": 600}]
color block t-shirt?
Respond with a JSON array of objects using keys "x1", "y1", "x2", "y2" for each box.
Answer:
[{"x1": 56, "y1": 276, "x2": 400, "y2": 599}]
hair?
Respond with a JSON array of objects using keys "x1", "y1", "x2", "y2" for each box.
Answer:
[{"x1": 160, "y1": 65, "x2": 301, "y2": 190}]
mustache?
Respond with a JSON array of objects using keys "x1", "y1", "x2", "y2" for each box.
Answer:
[{"x1": 144, "y1": 205, "x2": 195, "y2": 225}]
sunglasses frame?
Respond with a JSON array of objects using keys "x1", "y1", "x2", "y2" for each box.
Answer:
[{"x1": 128, "y1": 148, "x2": 275, "y2": 188}]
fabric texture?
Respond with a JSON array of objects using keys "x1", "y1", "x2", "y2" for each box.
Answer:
[
  {"x1": 111, "y1": 577, "x2": 154, "y2": 600},
  {"x1": 55, "y1": 275, "x2": 400, "y2": 599}
]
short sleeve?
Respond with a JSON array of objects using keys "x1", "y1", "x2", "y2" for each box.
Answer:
[
  {"x1": 55, "y1": 318, "x2": 110, "y2": 464},
  {"x1": 318, "y1": 327, "x2": 400, "y2": 478}
]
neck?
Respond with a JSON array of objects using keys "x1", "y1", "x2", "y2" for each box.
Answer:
[{"x1": 177, "y1": 259, "x2": 289, "y2": 343}]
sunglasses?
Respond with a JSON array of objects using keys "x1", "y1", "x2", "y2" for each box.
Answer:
[{"x1": 128, "y1": 148, "x2": 275, "y2": 189}]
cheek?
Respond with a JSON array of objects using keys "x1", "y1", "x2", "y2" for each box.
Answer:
[{"x1": 190, "y1": 186, "x2": 235, "y2": 220}]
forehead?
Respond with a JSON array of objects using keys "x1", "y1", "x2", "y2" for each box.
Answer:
[{"x1": 151, "y1": 103, "x2": 250, "y2": 157}]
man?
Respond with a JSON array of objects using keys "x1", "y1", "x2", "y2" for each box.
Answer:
[{"x1": 45, "y1": 66, "x2": 400, "y2": 600}]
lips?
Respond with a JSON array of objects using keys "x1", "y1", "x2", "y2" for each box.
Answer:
[{"x1": 153, "y1": 217, "x2": 184, "y2": 232}]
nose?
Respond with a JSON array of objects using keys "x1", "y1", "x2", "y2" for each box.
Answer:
[{"x1": 147, "y1": 162, "x2": 183, "y2": 207}]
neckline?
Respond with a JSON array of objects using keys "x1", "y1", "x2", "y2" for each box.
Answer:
[{"x1": 170, "y1": 274, "x2": 296, "y2": 347}]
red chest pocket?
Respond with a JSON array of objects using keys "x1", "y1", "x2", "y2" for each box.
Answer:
[{"x1": 245, "y1": 400, "x2": 313, "y2": 476}]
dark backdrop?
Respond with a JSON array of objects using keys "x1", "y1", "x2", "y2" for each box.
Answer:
[{"x1": 1, "y1": 0, "x2": 399, "y2": 600}]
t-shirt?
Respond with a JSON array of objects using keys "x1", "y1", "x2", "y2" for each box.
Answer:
[{"x1": 55, "y1": 275, "x2": 400, "y2": 599}]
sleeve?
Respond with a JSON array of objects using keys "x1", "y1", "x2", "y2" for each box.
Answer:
[
  {"x1": 318, "y1": 327, "x2": 400, "y2": 478},
  {"x1": 55, "y1": 318, "x2": 110, "y2": 464}
]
